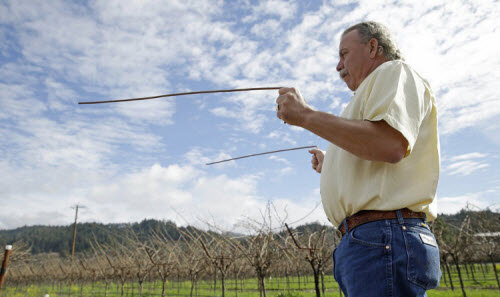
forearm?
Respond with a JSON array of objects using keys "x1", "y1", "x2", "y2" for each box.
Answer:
[{"x1": 301, "y1": 110, "x2": 407, "y2": 163}]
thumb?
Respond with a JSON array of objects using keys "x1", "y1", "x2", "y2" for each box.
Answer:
[
  {"x1": 309, "y1": 148, "x2": 320, "y2": 155},
  {"x1": 279, "y1": 87, "x2": 292, "y2": 95}
]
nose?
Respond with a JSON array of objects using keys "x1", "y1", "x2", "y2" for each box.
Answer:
[{"x1": 336, "y1": 59, "x2": 343, "y2": 72}]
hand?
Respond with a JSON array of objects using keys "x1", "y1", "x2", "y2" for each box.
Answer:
[
  {"x1": 276, "y1": 87, "x2": 314, "y2": 126},
  {"x1": 309, "y1": 148, "x2": 325, "y2": 173}
]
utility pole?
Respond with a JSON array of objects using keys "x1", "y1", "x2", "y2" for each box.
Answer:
[
  {"x1": 70, "y1": 204, "x2": 86, "y2": 264},
  {"x1": 0, "y1": 245, "x2": 12, "y2": 292}
]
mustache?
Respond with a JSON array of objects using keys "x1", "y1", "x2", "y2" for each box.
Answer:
[{"x1": 339, "y1": 69, "x2": 348, "y2": 79}]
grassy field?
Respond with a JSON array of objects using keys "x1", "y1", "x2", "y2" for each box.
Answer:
[{"x1": 2, "y1": 264, "x2": 498, "y2": 297}]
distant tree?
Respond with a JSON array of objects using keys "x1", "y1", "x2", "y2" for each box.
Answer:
[
  {"x1": 234, "y1": 204, "x2": 284, "y2": 297},
  {"x1": 199, "y1": 233, "x2": 239, "y2": 297},
  {"x1": 285, "y1": 223, "x2": 335, "y2": 297},
  {"x1": 433, "y1": 214, "x2": 472, "y2": 297},
  {"x1": 474, "y1": 209, "x2": 500, "y2": 289},
  {"x1": 145, "y1": 230, "x2": 181, "y2": 297}
]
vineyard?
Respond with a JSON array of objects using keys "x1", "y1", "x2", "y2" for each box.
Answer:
[
  {"x1": 0, "y1": 209, "x2": 498, "y2": 297},
  {"x1": 1, "y1": 270, "x2": 499, "y2": 297}
]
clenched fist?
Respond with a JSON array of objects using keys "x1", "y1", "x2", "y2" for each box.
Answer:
[{"x1": 276, "y1": 87, "x2": 314, "y2": 126}]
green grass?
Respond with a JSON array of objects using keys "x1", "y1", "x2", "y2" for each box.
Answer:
[
  {"x1": 2, "y1": 264, "x2": 498, "y2": 297},
  {"x1": 428, "y1": 289, "x2": 499, "y2": 297}
]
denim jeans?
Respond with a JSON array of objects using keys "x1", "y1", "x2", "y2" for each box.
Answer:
[{"x1": 333, "y1": 211, "x2": 441, "y2": 297}]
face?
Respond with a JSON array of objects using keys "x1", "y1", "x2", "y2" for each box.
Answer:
[{"x1": 336, "y1": 29, "x2": 374, "y2": 91}]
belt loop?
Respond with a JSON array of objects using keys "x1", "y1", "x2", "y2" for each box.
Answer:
[
  {"x1": 423, "y1": 212, "x2": 427, "y2": 222},
  {"x1": 343, "y1": 218, "x2": 349, "y2": 233},
  {"x1": 396, "y1": 209, "x2": 404, "y2": 225}
]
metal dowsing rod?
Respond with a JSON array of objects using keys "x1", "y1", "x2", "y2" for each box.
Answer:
[
  {"x1": 78, "y1": 87, "x2": 283, "y2": 104},
  {"x1": 78, "y1": 87, "x2": 314, "y2": 165},
  {"x1": 206, "y1": 145, "x2": 317, "y2": 165}
]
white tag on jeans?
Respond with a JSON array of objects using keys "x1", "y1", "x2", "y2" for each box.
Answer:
[{"x1": 419, "y1": 233, "x2": 437, "y2": 247}]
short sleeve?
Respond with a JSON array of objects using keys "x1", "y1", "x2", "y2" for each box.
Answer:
[{"x1": 362, "y1": 62, "x2": 429, "y2": 153}]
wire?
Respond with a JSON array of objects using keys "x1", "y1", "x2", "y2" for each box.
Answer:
[
  {"x1": 78, "y1": 87, "x2": 282, "y2": 104},
  {"x1": 206, "y1": 145, "x2": 317, "y2": 165}
]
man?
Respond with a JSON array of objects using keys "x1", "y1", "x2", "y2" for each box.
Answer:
[{"x1": 276, "y1": 21, "x2": 441, "y2": 297}]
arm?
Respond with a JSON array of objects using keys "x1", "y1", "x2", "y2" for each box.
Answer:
[{"x1": 276, "y1": 88, "x2": 408, "y2": 163}]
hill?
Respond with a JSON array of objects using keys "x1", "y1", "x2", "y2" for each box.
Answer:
[
  {"x1": 0, "y1": 209, "x2": 497, "y2": 256},
  {"x1": 0, "y1": 219, "x2": 190, "y2": 256}
]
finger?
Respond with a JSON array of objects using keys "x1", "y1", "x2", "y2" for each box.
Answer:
[
  {"x1": 291, "y1": 87, "x2": 301, "y2": 98},
  {"x1": 310, "y1": 152, "x2": 318, "y2": 161},
  {"x1": 279, "y1": 87, "x2": 292, "y2": 95},
  {"x1": 276, "y1": 94, "x2": 286, "y2": 104}
]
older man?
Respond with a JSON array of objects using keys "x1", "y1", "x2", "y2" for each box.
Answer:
[{"x1": 276, "y1": 21, "x2": 441, "y2": 297}]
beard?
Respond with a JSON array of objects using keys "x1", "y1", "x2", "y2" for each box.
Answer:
[{"x1": 339, "y1": 69, "x2": 348, "y2": 80}]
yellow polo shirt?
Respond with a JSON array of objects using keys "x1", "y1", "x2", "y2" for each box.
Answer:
[{"x1": 320, "y1": 60, "x2": 440, "y2": 227}]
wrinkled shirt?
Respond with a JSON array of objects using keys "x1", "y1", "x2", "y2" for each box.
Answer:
[{"x1": 320, "y1": 60, "x2": 440, "y2": 227}]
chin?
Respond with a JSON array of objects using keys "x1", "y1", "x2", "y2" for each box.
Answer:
[{"x1": 343, "y1": 77, "x2": 356, "y2": 91}]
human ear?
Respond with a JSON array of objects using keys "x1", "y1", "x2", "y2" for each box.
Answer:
[{"x1": 369, "y1": 38, "x2": 378, "y2": 58}]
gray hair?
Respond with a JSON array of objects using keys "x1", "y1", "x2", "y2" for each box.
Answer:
[{"x1": 342, "y1": 21, "x2": 404, "y2": 61}]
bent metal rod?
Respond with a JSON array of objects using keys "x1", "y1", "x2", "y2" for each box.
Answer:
[
  {"x1": 78, "y1": 87, "x2": 313, "y2": 165},
  {"x1": 78, "y1": 87, "x2": 282, "y2": 104},
  {"x1": 206, "y1": 145, "x2": 317, "y2": 165}
]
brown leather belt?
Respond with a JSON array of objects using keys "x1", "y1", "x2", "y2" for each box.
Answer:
[{"x1": 338, "y1": 208, "x2": 425, "y2": 236}]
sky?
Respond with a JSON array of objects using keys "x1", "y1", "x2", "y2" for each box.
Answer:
[{"x1": 1, "y1": 0, "x2": 499, "y2": 232}]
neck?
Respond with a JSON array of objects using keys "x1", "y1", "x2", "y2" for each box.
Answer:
[
  {"x1": 352, "y1": 57, "x2": 388, "y2": 91},
  {"x1": 365, "y1": 56, "x2": 387, "y2": 77}
]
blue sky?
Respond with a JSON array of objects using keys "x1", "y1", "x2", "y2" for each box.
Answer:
[{"x1": 1, "y1": 0, "x2": 499, "y2": 231}]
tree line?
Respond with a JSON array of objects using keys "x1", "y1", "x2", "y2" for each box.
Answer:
[
  {"x1": 0, "y1": 218, "x2": 335, "y2": 256},
  {"x1": 1, "y1": 209, "x2": 498, "y2": 257},
  {"x1": 1, "y1": 207, "x2": 499, "y2": 297}
]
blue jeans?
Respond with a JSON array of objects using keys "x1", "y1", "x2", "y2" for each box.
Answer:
[{"x1": 333, "y1": 211, "x2": 441, "y2": 297}]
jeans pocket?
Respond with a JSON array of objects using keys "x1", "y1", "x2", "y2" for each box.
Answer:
[
  {"x1": 350, "y1": 224, "x2": 387, "y2": 247},
  {"x1": 404, "y1": 226, "x2": 441, "y2": 289}
]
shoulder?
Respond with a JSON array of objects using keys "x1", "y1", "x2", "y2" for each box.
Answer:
[
  {"x1": 360, "y1": 61, "x2": 406, "y2": 87},
  {"x1": 379, "y1": 61, "x2": 430, "y2": 84},
  {"x1": 359, "y1": 60, "x2": 407, "y2": 91},
  {"x1": 375, "y1": 61, "x2": 432, "y2": 90},
  {"x1": 374, "y1": 60, "x2": 407, "y2": 76}
]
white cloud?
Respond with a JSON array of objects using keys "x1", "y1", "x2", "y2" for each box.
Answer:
[
  {"x1": 278, "y1": 166, "x2": 294, "y2": 175},
  {"x1": 84, "y1": 164, "x2": 269, "y2": 230},
  {"x1": 1, "y1": 0, "x2": 499, "y2": 230},
  {"x1": 0, "y1": 159, "x2": 327, "y2": 230},
  {"x1": 244, "y1": 0, "x2": 298, "y2": 23},
  {"x1": 437, "y1": 193, "x2": 494, "y2": 215},
  {"x1": 0, "y1": 83, "x2": 46, "y2": 120},
  {"x1": 1, "y1": 0, "x2": 235, "y2": 125},
  {"x1": 270, "y1": 188, "x2": 328, "y2": 228},
  {"x1": 267, "y1": 130, "x2": 298, "y2": 145},
  {"x1": 250, "y1": 19, "x2": 282, "y2": 38},
  {"x1": 268, "y1": 155, "x2": 290, "y2": 165},
  {"x1": 446, "y1": 161, "x2": 489, "y2": 176},
  {"x1": 210, "y1": 107, "x2": 237, "y2": 118},
  {"x1": 184, "y1": 147, "x2": 237, "y2": 168},
  {"x1": 2, "y1": 0, "x2": 499, "y2": 134},
  {"x1": 444, "y1": 152, "x2": 489, "y2": 176},
  {"x1": 449, "y1": 153, "x2": 488, "y2": 162}
]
